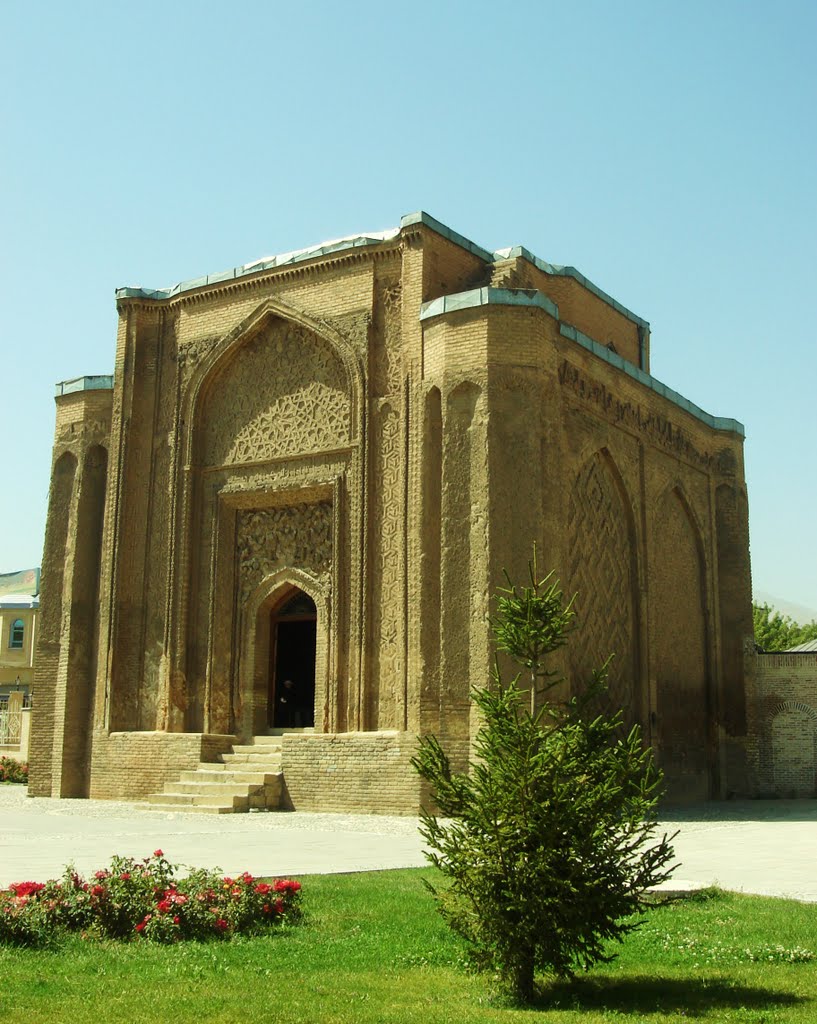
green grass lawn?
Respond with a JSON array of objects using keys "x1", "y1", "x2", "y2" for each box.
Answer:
[{"x1": 1, "y1": 870, "x2": 814, "y2": 1023}]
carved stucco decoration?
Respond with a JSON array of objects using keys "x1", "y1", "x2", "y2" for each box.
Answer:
[
  {"x1": 369, "y1": 400, "x2": 404, "y2": 721},
  {"x1": 57, "y1": 420, "x2": 111, "y2": 443},
  {"x1": 558, "y1": 359, "x2": 713, "y2": 468},
  {"x1": 201, "y1": 323, "x2": 351, "y2": 467},
  {"x1": 236, "y1": 502, "x2": 332, "y2": 603},
  {"x1": 378, "y1": 283, "x2": 403, "y2": 396},
  {"x1": 178, "y1": 335, "x2": 221, "y2": 377}
]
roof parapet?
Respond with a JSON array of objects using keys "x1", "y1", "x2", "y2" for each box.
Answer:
[
  {"x1": 420, "y1": 287, "x2": 559, "y2": 322},
  {"x1": 55, "y1": 376, "x2": 114, "y2": 397}
]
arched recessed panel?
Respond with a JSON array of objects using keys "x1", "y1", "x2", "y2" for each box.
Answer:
[
  {"x1": 771, "y1": 702, "x2": 816, "y2": 797},
  {"x1": 652, "y1": 487, "x2": 712, "y2": 800},
  {"x1": 567, "y1": 450, "x2": 639, "y2": 727}
]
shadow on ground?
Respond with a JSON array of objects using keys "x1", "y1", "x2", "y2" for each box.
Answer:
[
  {"x1": 658, "y1": 799, "x2": 817, "y2": 823},
  {"x1": 527, "y1": 975, "x2": 811, "y2": 1017}
]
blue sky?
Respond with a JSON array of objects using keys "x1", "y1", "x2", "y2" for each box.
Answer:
[{"x1": 2, "y1": 0, "x2": 815, "y2": 610}]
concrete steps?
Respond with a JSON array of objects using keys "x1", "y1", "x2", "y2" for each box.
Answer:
[{"x1": 141, "y1": 736, "x2": 286, "y2": 814}]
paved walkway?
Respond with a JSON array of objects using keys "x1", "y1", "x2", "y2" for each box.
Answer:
[{"x1": 1, "y1": 787, "x2": 815, "y2": 901}]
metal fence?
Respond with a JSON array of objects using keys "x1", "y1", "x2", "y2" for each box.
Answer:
[{"x1": 0, "y1": 707, "x2": 22, "y2": 746}]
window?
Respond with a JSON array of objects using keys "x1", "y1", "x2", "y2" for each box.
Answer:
[{"x1": 9, "y1": 619, "x2": 24, "y2": 649}]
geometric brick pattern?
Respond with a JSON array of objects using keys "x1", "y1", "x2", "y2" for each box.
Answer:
[
  {"x1": 567, "y1": 451, "x2": 636, "y2": 725},
  {"x1": 368, "y1": 400, "x2": 404, "y2": 728}
]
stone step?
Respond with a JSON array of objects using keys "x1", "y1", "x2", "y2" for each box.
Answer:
[
  {"x1": 146, "y1": 791, "x2": 250, "y2": 811},
  {"x1": 136, "y1": 802, "x2": 243, "y2": 815},
  {"x1": 230, "y1": 746, "x2": 279, "y2": 756},
  {"x1": 141, "y1": 735, "x2": 289, "y2": 814},
  {"x1": 162, "y1": 781, "x2": 264, "y2": 798},
  {"x1": 180, "y1": 768, "x2": 280, "y2": 785},
  {"x1": 220, "y1": 751, "x2": 283, "y2": 765}
]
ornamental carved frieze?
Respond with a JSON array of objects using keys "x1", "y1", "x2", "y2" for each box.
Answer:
[
  {"x1": 558, "y1": 360, "x2": 712, "y2": 468},
  {"x1": 201, "y1": 323, "x2": 351, "y2": 467},
  {"x1": 177, "y1": 335, "x2": 220, "y2": 377},
  {"x1": 56, "y1": 419, "x2": 111, "y2": 444},
  {"x1": 236, "y1": 502, "x2": 332, "y2": 603}
]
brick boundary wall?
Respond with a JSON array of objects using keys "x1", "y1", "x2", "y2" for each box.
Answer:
[
  {"x1": 88, "y1": 731, "x2": 235, "y2": 800},
  {"x1": 747, "y1": 652, "x2": 817, "y2": 798},
  {"x1": 279, "y1": 731, "x2": 423, "y2": 814}
]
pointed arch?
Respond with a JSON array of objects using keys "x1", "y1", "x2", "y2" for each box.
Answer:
[
  {"x1": 236, "y1": 567, "x2": 330, "y2": 739},
  {"x1": 566, "y1": 446, "x2": 641, "y2": 727},
  {"x1": 650, "y1": 483, "x2": 714, "y2": 800},
  {"x1": 182, "y1": 297, "x2": 364, "y2": 467}
]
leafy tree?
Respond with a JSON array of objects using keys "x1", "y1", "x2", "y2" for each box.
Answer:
[
  {"x1": 412, "y1": 555, "x2": 675, "y2": 1003},
  {"x1": 753, "y1": 602, "x2": 817, "y2": 652}
]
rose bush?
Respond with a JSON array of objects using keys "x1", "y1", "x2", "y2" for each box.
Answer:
[
  {"x1": 0, "y1": 851, "x2": 302, "y2": 947},
  {"x1": 0, "y1": 757, "x2": 28, "y2": 784}
]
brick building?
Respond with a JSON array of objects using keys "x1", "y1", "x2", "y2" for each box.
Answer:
[{"x1": 28, "y1": 212, "x2": 754, "y2": 811}]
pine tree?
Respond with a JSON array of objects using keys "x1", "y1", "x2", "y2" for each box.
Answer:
[{"x1": 412, "y1": 554, "x2": 676, "y2": 1003}]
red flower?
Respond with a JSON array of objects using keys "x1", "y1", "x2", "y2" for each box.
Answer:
[
  {"x1": 173, "y1": 915, "x2": 180, "y2": 925},
  {"x1": 134, "y1": 922, "x2": 145, "y2": 933},
  {"x1": 9, "y1": 881, "x2": 45, "y2": 897},
  {"x1": 156, "y1": 899, "x2": 172, "y2": 913},
  {"x1": 262, "y1": 903, "x2": 271, "y2": 914},
  {"x1": 153, "y1": 849, "x2": 164, "y2": 858},
  {"x1": 254, "y1": 882, "x2": 272, "y2": 895},
  {"x1": 273, "y1": 879, "x2": 301, "y2": 893},
  {"x1": 274, "y1": 899, "x2": 284, "y2": 914},
  {"x1": 214, "y1": 918, "x2": 229, "y2": 932},
  {"x1": 94, "y1": 870, "x2": 109, "y2": 880},
  {"x1": 90, "y1": 885, "x2": 106, "y2": 898},
  {"x1": 120, "y1": 872, "x2": 131, "y2": 881}
]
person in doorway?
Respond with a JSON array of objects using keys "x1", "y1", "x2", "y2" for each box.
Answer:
[{"x1": 276, "y1": 678, "x2": 302, "y2": 728}]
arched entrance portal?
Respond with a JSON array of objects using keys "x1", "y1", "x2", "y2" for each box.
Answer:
[{"x1": 269, "y1": 590, "x2": 317, "y2": 729}]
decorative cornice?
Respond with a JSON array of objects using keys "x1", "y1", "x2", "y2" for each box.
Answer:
[{"x1": 116, "y1": 239, "x2": 401, "y2": 312}]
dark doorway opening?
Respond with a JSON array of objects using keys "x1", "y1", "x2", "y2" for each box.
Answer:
[{"x1": 269, "y1": 591, "x2": 316, "y2": 729}]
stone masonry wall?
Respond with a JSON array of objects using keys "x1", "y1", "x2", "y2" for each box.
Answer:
[
  {"x1": 88, "y1": 732, "x2": 235, "y2": 800},
  {"x1": 747, "y1": 652, "x2": 817, "y2": 797},
  {"x1": 279, "y1": 732, "x2": 422, "y2": 814}
]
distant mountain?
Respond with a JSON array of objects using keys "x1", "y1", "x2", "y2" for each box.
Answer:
[{"x1": 754, "y1": 590, "x2": 817, "y2": 626}]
